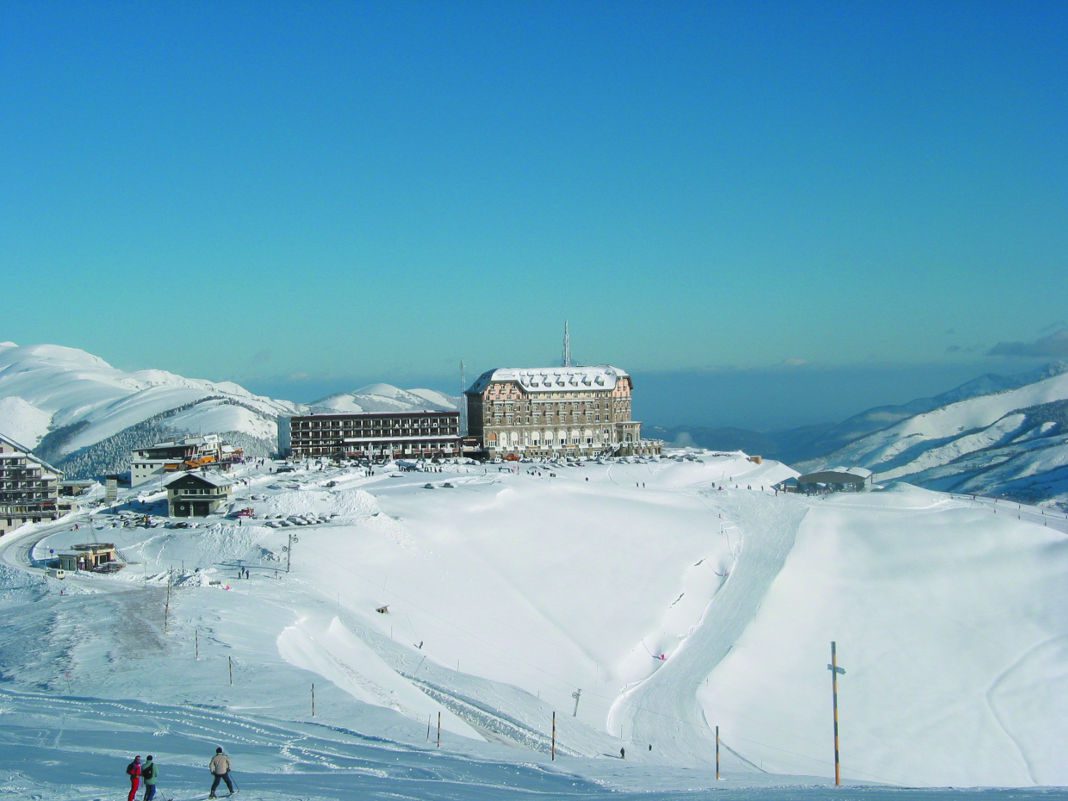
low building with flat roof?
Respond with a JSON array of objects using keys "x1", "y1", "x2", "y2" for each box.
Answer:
[
  {"x1": 788, "y1": 467, "x2": 873, "y2": 494},
  {"x1": 58, "y1": 543, "x2": 117, "y2": 572}
]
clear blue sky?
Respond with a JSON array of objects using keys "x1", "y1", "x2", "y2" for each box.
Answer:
[{"x1": 2, "y1": 1, "x2": 1066, "y2": 428}]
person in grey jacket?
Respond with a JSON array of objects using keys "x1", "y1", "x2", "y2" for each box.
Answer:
[
  {"x1": 141, "y1": 755, "x2": 157, "y2": 801},
  {"x1": 208, "y1": 747, "x2": 235, "y2": 797}
]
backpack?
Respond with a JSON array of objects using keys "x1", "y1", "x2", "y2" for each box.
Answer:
[
  {"x1": 126, "y1": 761, "x2": 137, "y2": 776},
  {"x1": 142, "y1": 763, "x2": 155, "y2": 781}
]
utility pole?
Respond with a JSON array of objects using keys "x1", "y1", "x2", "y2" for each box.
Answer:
[
  {"x1": 285, "y1": 533, "x2": 299, "y2": 573},
  {"x1": 828, "y1": 641, "x2": 846, "y2": 786},
  {"x1": 459, "y1": 360, "x2": 467, "y2": 436},
  {"x1": 715, "y1": 725, "x2": 720, "y2": 781},
  {"x1": 571, "y1": 688, "x2": 582, "y2": 717},
  {"x1": 164, "y1": 570, "x2": 173, "y2": 632}
]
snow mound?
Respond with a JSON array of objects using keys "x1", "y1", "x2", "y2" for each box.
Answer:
[{"x1": 256, "y1": 488, "x2": 380, "y2": 520}]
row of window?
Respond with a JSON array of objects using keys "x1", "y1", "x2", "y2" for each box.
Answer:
[{"x1": 295, "y1": 418, "x2": 456, "y2": 429}]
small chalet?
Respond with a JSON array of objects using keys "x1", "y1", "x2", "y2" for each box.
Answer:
[{"x1": 165, "y1": 471, "x2": 234, "y2": 517}]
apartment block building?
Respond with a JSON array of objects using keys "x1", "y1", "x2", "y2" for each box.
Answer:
[
  {"x1": 465, "y1": 366, "x2": 657, "y2": 458},
  {"x1": 0, "y1": 434, "x2": 63, "y2": 535},
  {"x1": 131, "y1": 434, "x2": 242, "y2": 485},
  {"x1": 281, "y1": 411, "x2": 462, "y2": 460}
]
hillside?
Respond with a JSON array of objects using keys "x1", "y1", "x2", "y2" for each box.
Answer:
[
  {"x1": 803, "y1": 366, "x2": 1068, "y2": 506},
  {"x1": 0, "y1": 343, "x2": 455, "y2": 479},
  {"x1": 0, "y1": 452, "x2": 1065, "y2": 798},
  {"x1": 310, "y1": 383, "x2": 457, "y2": 414}
]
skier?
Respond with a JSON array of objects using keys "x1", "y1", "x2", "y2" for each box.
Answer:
[
  {"x1": 619, "y1": 746, "x2": 626, "y2": 759},
  {"x1": 142, "y1": 755, "x2": 157, "y2": 801},
  {"x1": 208, "y1": 746, "x2": 235, "y2": 797},
  {"x1": 125, "y1": 755, "x2": 142, "y2": 801}
]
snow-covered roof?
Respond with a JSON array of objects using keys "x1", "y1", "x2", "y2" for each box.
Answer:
[
  {"x1": 163, "y1": 471, "x2": 234, "y2": 488},
  {"x1": 827, "y1": 465, "x2": 873, "y2": 479},
  {"x1": 0, "y1": 432, "x2": 63, "y2": 476},
  {"x1": 798, "y1": 467, "x2": 872, "y2": 484},
  {"x1": 467, "y1": 366, "x2": 630, "y2": 394}
]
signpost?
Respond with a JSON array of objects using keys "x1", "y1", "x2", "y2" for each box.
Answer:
[{"x1": 828, "y1": 641, "x2": 846, "y2": 786}]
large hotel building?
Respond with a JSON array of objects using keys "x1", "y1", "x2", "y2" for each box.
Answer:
[
  {"x1": 465, "y1": 365, "x2": 656, "y2": 458},
  {"x1": 281, "y1": 411, "x2": 462, "y2": 460}
]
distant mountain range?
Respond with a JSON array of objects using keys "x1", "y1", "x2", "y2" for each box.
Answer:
[
  {"x1": 653, "y1": 361, "x2": 1068, "y2": 506},
  {"x1": 0, "y1": 342, "x2": 457, "y2": 480},
  {"x1": 2, "y1": 341, "x2": 1065, "y2": 505}
]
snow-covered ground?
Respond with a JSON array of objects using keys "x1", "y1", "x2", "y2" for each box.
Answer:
[{"x1": 1, "y1": 451, "x2": 1066, "y2": 800}]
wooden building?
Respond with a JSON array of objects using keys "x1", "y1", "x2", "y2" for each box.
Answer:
[
  {"x1": 0, "y1": 434, "x2": 62, "y2": 535},
  {"x1": 282, "y1": 411, "x2": 462, "y2": 460},
  {"x1": 465, "y1": 366, "x2": 658, "y2": 458},
  {"x1": 165, "y1": 471, "x2": 234, "y2": 517}
]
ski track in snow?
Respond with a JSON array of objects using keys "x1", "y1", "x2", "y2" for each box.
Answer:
[{"x1": 608, "y1": 489, "x2": 810, "y2": 766}]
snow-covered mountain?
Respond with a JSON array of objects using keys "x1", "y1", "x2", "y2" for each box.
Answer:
[
  {"x1": 0, "y1": 343, "x2": 455, "y2": 479},
  {"x1": 801, "y1": 363, "x2": 1068, "y2": 506},
  {"x1": 310, "y1": 383, "x2": 457, "y2": 414}
]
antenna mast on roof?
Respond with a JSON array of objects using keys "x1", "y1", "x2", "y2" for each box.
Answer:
[
  {"x1": 563, "y1": 321, "x2": 572, "y2": 367},
  {"x1": 459, "y1": 360, "x2": 467, "y2": 436}
]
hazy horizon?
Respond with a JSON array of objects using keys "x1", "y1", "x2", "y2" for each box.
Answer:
[{"x1": 241, "y1": 358, "x2": 1050, "y2": 432}]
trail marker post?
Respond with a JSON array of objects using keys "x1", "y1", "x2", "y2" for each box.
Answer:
[
  {"x1": 828, "y1": 641, "x2": 846, "y2": 786},
  {"x1": 311, "y1": 682, "x2": 316, "y2": 717},
  {"x1": 228, "y1": 655, "x2": 233, "y2": 687},
  {"x1": 437, "y1": 711, "x2": 442, "y2": 748},
  {"x1": 551, "y1": 711, "x2": 556, "y2": 761}
]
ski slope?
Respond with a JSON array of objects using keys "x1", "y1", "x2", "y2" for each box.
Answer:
[{"x1": 0, "y1": 451, "x2": 1066, "y2": 798}]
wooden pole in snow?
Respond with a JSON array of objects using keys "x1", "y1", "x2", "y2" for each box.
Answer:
[
  {"x1": 715, "y1": 725, "x2": 720, "y2": 781},
  {"x1": 551, "y1": 711, "x2": 556, "y2": 761},
  {"x1": 228, "y1": 656, "x2": 233, "y2": 686},
  {"x1": 828, "y1": 641, "x2": 846, "y2": 787},
  {"x1": 311, "y1": 683, "x2": 316, "y2": 717},
  {"x1": 437, "y1": 711, "x2": 442, "y2": 749},
  {"x1": 195, "y1": 627, "x2": 199, "y2": 661}
]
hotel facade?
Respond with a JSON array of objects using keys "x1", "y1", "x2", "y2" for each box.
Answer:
[
  {"x1": 465, "y1": 366, "x2": 657, "y2": 458},
  {"x1": 281, "y1": 411, "x2": 462, "y2": 460}
]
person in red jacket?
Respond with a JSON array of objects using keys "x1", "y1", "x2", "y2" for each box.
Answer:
[{"x1": 125, "y1": 755, "x2": 142, "y2": 801}]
